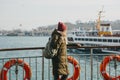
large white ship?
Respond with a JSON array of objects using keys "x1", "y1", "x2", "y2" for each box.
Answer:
[{"x1": 67, "y1": 11, "x2": 120, "y2": 53}]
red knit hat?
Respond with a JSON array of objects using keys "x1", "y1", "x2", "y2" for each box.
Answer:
[{"x1": 58, "y1": 22, "x2": 67, "y2": 31}]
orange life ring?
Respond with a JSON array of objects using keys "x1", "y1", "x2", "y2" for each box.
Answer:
[
  {"x1": 0, "y1": 59, "x2": 32, "y2": 80},
  {"x1": 59, "y1": 56, "x2": 80, "y2": 80},
  {"x1": 100, "y1": 55, "x2": 120, "y2": 80}
]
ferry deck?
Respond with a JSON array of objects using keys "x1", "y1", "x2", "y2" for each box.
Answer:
[{"x1": 0, "y1": 46, "x2": 120, "y2": 80}]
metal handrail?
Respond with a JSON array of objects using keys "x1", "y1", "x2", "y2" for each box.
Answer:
[
  {"x1": 0, "y1": 45, "x2": 119, "y2": 51},
  {"x1": 0, "y1": 46, "x2": 120, "y2": 80}
]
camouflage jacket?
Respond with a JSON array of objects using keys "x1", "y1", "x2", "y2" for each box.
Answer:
[{"x1": 51, "y1": 29, "x2": 69, "y2": 75}]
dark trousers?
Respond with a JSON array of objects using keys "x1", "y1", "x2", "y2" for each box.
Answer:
[{"x1": 54, "y1": 74, "x2": 68, "y2": 80}]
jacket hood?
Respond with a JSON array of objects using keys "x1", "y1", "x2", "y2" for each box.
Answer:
[{"x1": 52, "y1": 29, "x2": 66, "y2": 37}]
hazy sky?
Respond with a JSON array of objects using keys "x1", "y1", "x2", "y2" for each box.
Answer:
[{"x1": 0, "y1": 0, "x2": 120, "y2": 30}]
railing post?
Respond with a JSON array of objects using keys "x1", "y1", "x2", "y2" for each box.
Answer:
[
  {"x1": 48, "y1": 60, "x2": 50, "y2": 80},
  {"x1": 42, "y1": 49, "x2": 44, "y2": 80},
  {"x1": 15, "y1": 59, "x2": 18, "y2": 80},
  {"x1": 90, "y1": 48, "x2": 93, "y2": 80}
]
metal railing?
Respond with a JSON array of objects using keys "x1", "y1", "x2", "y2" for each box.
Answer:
[{"x1": 0, "y1": 46, "x2": 120, "y2": 80}]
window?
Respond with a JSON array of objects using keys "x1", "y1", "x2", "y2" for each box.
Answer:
[
  {"x1": 75, "y1": 38, "x2": 77, "y2": 41},
  {"x1": 98, "y1": 39, "x2": 102, "y2": 41},
  {"x1": 113, "y1": 39, "x2": 118, "y2": 42},
  {"x1": 103, "y1": 39, "x2": 107, "y2": 42},
  {"x1": 108, "y1": 39, "x2": 112, "y2": 42},
  {"x1": 89, "y1": 38, "x2": 92, "y2": 41},
  {"x1": 94, "y1": 39, "x2": 97, "y2": 41},
  {"x1": 82, "y1": 38, "x2": 84, "y2": 41},
  {"x1": 85, "y1": 38, "x2": 88, "y2": 41},
  {"x1": 78, "y1": 38, "x2": 81, "y2": 41}
]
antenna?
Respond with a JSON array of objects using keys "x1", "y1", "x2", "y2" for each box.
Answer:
[{"x1": 98, "y1": 6, "x2": 105, "y2": 15}]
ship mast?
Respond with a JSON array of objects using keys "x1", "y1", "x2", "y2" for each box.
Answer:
[
  {"x1": 96, "y1": 8, "x2": 105, "y2": 37},
  {"x1": 96, "y1": 10, "x2": 103, "y2": 32}
]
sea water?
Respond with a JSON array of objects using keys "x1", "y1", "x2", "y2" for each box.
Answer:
[{"x1": 0, "y1": 36, "x2": 49, "y2": 58}]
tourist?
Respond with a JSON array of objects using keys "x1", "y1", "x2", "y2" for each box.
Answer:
[{"x1": 52, "y1": 22, "x2": 69, "y2": 80}]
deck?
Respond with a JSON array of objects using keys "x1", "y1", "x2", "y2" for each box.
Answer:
[{"x1": 0, "y1": 46, "x2": 120, "y2": 80}]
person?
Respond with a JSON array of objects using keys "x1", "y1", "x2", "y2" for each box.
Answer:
[{"x1": 51, "y1": 22, "x2": 69, "y2": 80}]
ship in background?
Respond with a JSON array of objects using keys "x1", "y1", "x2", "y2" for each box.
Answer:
[{"x1": 67, "y1": 10, "x2": 120, "y2": 53}]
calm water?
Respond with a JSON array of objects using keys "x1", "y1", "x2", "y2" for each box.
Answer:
[
  {"x1": 0, "y1": 36, "x2": 49, "y2": 48},
  {"x1": 0, "y1": 36, "x2": 49, "y2": 58}
]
